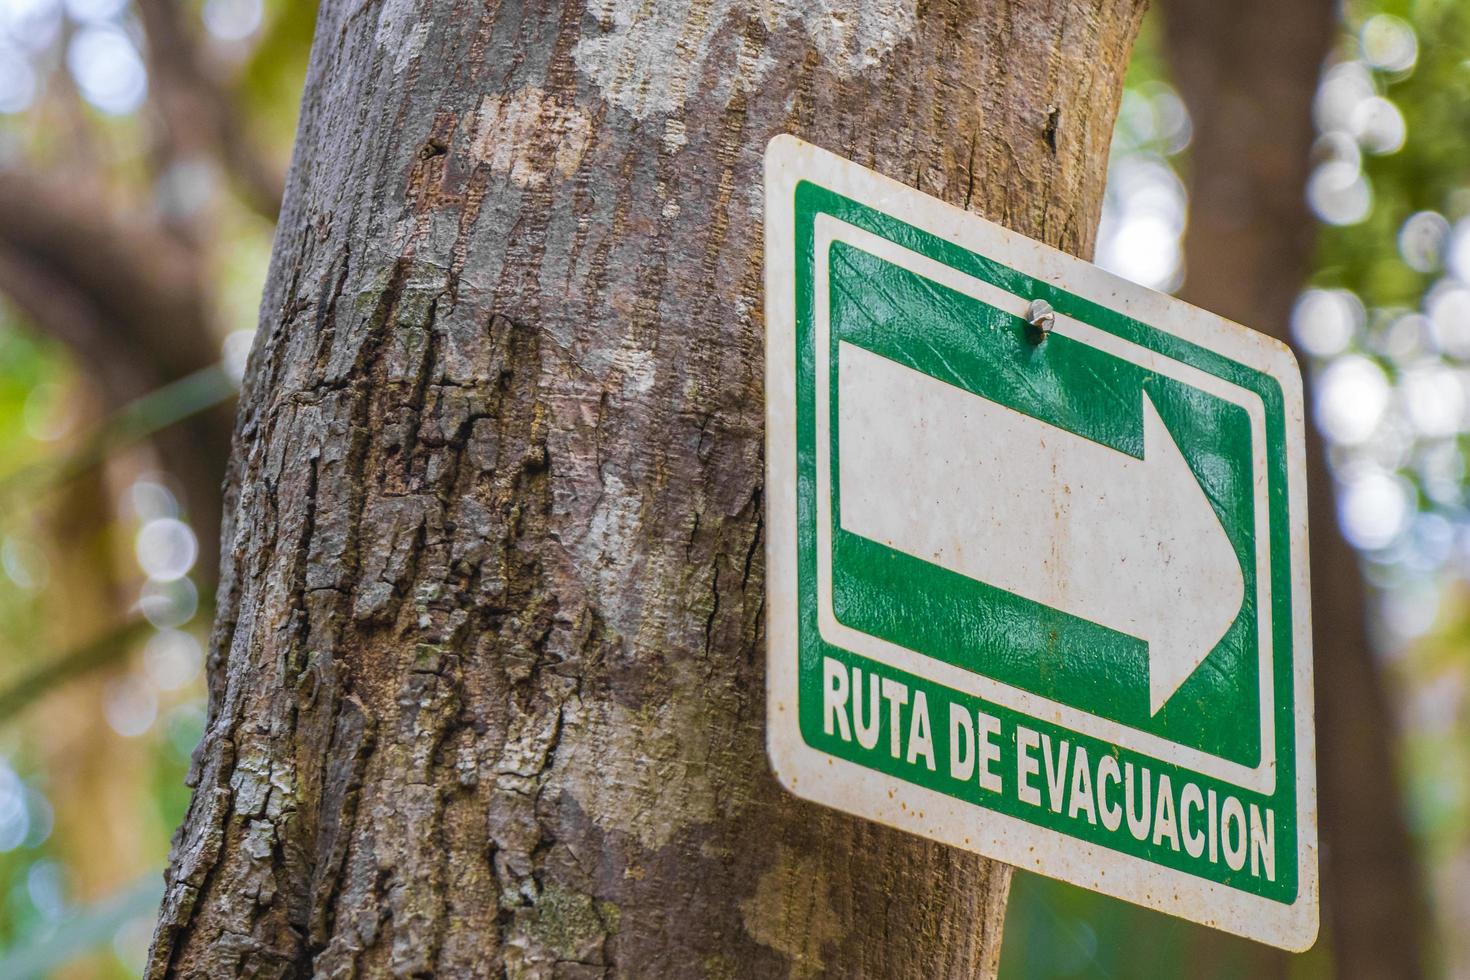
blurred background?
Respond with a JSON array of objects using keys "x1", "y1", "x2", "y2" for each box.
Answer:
[{"x1": 0, "y1": 0, "x2": 1462, "y2": 976}]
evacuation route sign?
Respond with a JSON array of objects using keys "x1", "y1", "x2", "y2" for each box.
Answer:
[{"x1": 763, "y1": 135, "x2": 1318, "y2": 951}]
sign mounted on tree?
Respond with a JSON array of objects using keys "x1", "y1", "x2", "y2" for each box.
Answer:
[{"x1": 763, "y1": 135, "x2": 1318, "y2": 951}]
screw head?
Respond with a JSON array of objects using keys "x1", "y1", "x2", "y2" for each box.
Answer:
[{"x1": 1027, "y1": 299, "x2": 1055, "y2": 339}]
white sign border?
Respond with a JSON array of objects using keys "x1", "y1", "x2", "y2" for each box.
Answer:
[{"x1": 763, "y1": 134, "x2": 1318, "y2": 951}]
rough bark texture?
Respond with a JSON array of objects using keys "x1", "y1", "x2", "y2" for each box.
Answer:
[
  {"x1": 1163, "y1": 2, "x2": 1430, "y2": 975},
  {"x1": 147, "y1": 1, "x2": 1144, "y2": 976}
]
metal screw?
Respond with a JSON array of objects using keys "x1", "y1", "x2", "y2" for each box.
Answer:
[{"x1": 1027, "y1": 299, "x2": 1055, "y2": 340}]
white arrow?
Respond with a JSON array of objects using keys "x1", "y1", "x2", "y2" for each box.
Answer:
[{"x1": 836, "y1": 342, "x2": 1245, "y2": 715}]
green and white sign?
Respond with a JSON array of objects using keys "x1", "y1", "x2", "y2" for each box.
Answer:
[{"x1": 763, "y1": 136, "x2": 1318, "y2": 951}]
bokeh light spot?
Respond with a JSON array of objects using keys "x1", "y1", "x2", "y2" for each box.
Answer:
[
  {"x1": 2, "y1": 536, "x2": 49, "y2": 591},
  {"x1": 1399, "y1": 211, "x2": 1450, "y2": 273},
  {"x1": 1350, "y1": 96, "x2": 1406, "y2": 155},
  {"x1": 1339, "y1": 467, "x2": 1413, "y2": 550},
  {"x1": 143, "y1": 629, "x2": 203, "y2": 691},
  {"x1": 64, "y1": 0, "x2": 128, "y2": 21},
  {"x1": 103, "y1": 677, "x2": 158, "y2": 738},
  {"x1": 1293, "y1": 288, "x2": 1363, "y2": 358},
  {"x1": 127, "y1": 478, "x2": 181, "y2": 523},
  {"x1": 1316, "y1": 354, "x2": 1390, "y2": 444},
  {"x1": 0, "y1": 762, "x2": 31, "y2": 852},
  {"x1": 1400, "y1": 364, "x2": 1466, "y2": 438},
  {"x1": 67, "y1": 25, "x2": 147, "y2": 115},
  {"x1": 138, "y1": 576, "x2": 199, "y2": 629},
  {"x1": 1308, "y1": 160, "x2": 1372, "y2": 225},
  {"x1": 1360, "y1": 14, "x2": 1418, "y2": 73},
  {"x1": 203, "y1": 0, "x2": 263, "y2": 41},
  {"x1": 135, "y1": 517, "x2": 198, "y2": 582},
  {"x1": 1, "y1": 0, "x2": 63, "y2": 52},
  {"x1": 26, "y1": 860, "x2": 66, "y2": 921},
  {"x1": 1314, "y1": 61, "x2": 1375, "y2": 134},
  {"x1": 1427, "y1": 283, "x2": 1470, "y2": 358},
  {"x1": 0, "y1": 44, "x2": 37, "y2": 114}
]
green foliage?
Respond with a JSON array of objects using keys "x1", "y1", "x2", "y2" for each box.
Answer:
[
  {"x1": 1315, "y1": 0, "x2": 1470, "y2": 307},
  {"x1": 0, "y1": 1, "x2": 318, "y2": 974},
  {"x1": 236, "y1": 0, "x2": 320, "y2": 150},
  {"x1": 0, "y1": 321, "x2": 65, "y2": 644}
]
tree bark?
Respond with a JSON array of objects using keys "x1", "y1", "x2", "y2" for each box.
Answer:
[
  {"x1": 1162, "y1": 2, "x2": 1429, "y2": 975},
  {"x1": 147, "y1": 1, "x2": 1145, "y2": 976}
]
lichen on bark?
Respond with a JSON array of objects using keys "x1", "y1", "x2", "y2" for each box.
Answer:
[{"x1": 147, "y1": 1, "x2": 1145, "y2": 977}]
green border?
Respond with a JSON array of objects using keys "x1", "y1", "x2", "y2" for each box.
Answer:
[{"x1": 791, "y1": 180, "x2": 1299, "y2": 903}]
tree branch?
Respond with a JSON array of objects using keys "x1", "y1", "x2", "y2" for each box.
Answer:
[
  {"x1": 0, "y1": 171, "x2": 219, "y2": 390},
  {"x1": 0, "y1": 170, "x2": 236, "y2": 581},
  {"x1": 0, "y1": 619, "x2": 153, "y2": 725},
  {"x1": 135, "y1": 0, "x2": 285, "y2": 222}
]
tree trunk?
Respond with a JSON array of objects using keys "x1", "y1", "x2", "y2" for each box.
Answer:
[
  {"x1": 1162, "y1": 2, "x2": 1429, "y2": 976},
  {"x1": 146, "y1": 1, "x2": 1144, "y2": 976}
]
